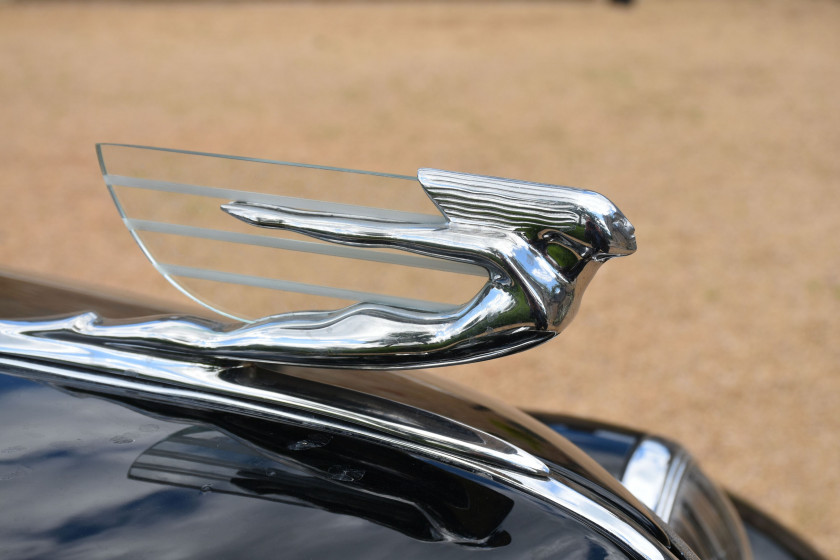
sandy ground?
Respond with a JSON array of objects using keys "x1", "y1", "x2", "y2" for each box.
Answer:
[{"x1": 1, "y1": 0, "x2": 838, "y2": 554}]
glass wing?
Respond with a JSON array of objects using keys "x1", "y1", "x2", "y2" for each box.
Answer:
[{"x1": 98, "y1": 144, "x2": 487, "y2": 323}]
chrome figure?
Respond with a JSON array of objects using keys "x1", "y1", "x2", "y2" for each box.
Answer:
[{"x1": 1, "y1": 168, "x2": 635, "y2": 369}]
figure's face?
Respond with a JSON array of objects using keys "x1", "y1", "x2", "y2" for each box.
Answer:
[
  {"x1": 537, "y1": 207, "x2": 636, "y2": 268},
  {"x1": 604, "y1": 211, "x2": 637, "y2": 257},
  {"x1": 577, "y1": 210, "x2": 637, "y2": 259}
]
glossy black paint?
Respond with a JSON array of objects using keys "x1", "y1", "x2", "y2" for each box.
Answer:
[
  {"x1": 529, "y1": 412, "x2": 643, "y2": 480},
  {"x1": 0, "y1": 371, "x2": 637, "y2": 559}
]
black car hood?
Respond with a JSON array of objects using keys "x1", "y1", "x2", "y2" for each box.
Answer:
[{"x1": 0, "y1": 271, "x2": 682, "y2": 559}]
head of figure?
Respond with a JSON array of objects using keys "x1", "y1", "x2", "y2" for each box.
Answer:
[
  {"x1": 527, "y1": 189, "x2": 637, "y2": 271},
  {"x1": 575, "y1": 193, "x2": 637, "y2": 259},
  {"x1": 417, "y1": 168, "x2": 636, "y2": 270}
]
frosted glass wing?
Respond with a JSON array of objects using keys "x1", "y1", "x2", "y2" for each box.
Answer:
[{"x1": 98, "y1": 144, "x2": 487, "y2": 322}]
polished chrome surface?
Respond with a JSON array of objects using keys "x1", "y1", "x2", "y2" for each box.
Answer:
[
  {"x1": 621, "y1": 438, "x2": 691, "y2": 521},
  {"x1": 508, "y1": 471, "x2": 669, "y2": 560},
  {"x1": 5, "y1": 146, "x2": 636, "y2": 370},
  {"x1": 0, "y1": 321, "x2": 547, "y2": 477}
]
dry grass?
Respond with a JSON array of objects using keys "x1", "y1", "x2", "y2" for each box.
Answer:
[{"x1": 1, "y1": 0, "x2": 838, "y2": 553}]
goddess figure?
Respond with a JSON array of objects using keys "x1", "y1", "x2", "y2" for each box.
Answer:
[{"x1": 7, "y1": 169, "x2": 635, "y2": 368}]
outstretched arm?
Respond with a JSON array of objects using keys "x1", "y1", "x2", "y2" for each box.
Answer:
[
  {"x1": 223, "y1": 201, "x2": 535, "y2": 283},
  {"x1": 222, "y1": 201, "x2": 437, "y2": 249}
]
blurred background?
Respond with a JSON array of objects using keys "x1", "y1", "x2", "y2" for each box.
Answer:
[{"x1": 1, "y1": 0, "x2": 837, "y2": 553}]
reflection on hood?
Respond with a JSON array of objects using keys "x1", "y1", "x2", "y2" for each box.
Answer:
[{"x1": 130, "y1": 425, "x2": 514, "y2": 548}]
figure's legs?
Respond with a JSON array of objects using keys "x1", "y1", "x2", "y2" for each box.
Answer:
[{"x1": 7, "y1": 283, "x2": 524, "y2": 358}]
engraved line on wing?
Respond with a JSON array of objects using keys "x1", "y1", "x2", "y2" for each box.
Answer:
[
  {"x1": 107, "y1": 174, "x2": 444, "y2": 225},
  {"x1": 126, "y1": 219, "x2": 487, "y2": 277},
  {"x1": 159, "y1": 264, "x2": 460, "y2": 313}
]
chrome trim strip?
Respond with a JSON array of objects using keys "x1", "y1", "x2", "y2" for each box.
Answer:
[
  {"x1": 621, "y1": 439, "x2": 672, "y2": 512},
  {"x1": 107, "y1": 174, "x2": 443, "y2": 225},
  {"x1": 126, "y1": 219, "x2": 487, "y2": 277},
  {"x1": 621, "y1": 438, "x2": 691, "y2": 522},
  {"x1": 656, "y1": 451, "x2": 690, "y2": 522},
  {"x1": 159, "y1": 263, "x2": 459, "y2": 312},
  {"x1": 510, "y1": 473, "x2": 668, "y2": 560},
  {"x1": 0, "y1": 326, "x2": 546, "y2": 477}
]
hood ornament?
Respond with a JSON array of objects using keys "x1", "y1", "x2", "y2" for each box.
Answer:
[{"x1": 3, "y1": 145, "x2": 635, "y2": 369}]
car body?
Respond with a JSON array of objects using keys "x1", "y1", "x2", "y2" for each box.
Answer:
[{"x1": 0, "y1": 270, "x2": 826, "y2": 560}]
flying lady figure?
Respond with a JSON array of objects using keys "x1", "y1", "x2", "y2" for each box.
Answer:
[{"x1": 3, "y1": 160, "x2": 635, "y2": 369}]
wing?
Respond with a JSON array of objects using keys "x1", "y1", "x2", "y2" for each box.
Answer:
[
  {"x1": 418, "y1": 168, "x2": 589, "y2": 237},
  {"x1": 99, "y1": 144, "x2": 487, "y2": 322}
]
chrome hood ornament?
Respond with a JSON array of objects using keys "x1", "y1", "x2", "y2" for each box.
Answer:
[{"x1": 2, "y1": 145, "x2": 635, "y2": 369}]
